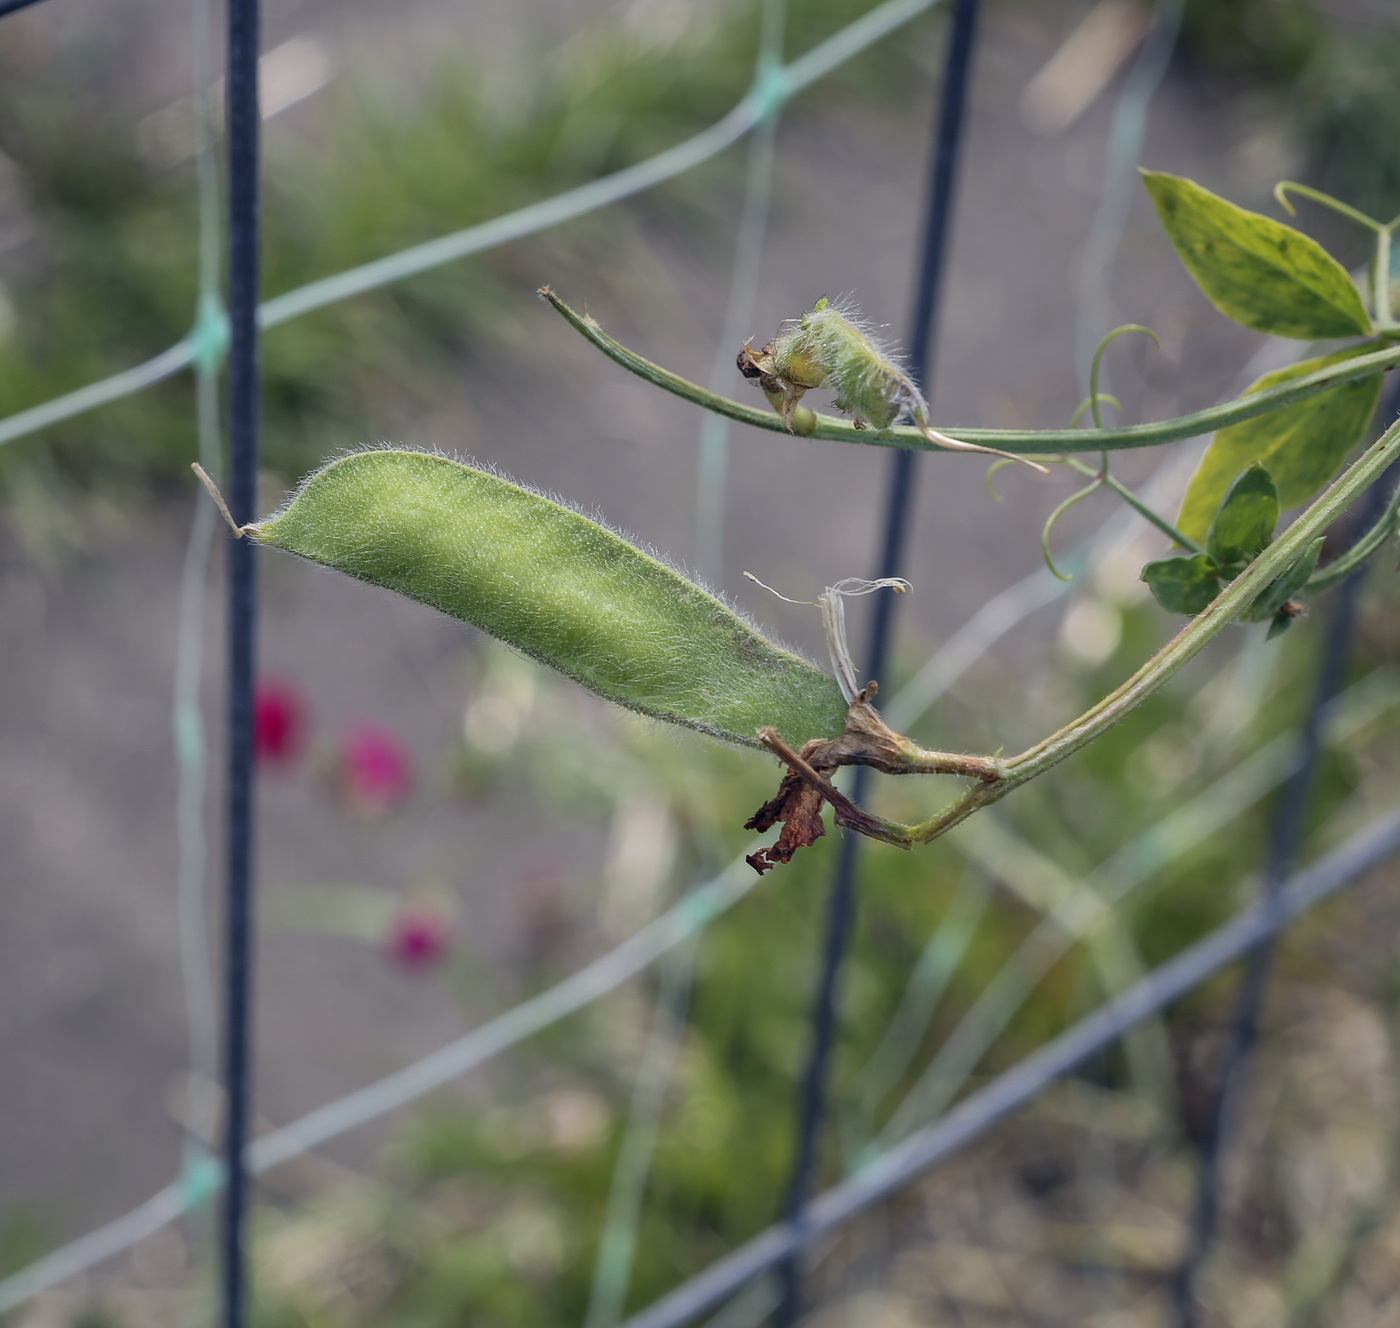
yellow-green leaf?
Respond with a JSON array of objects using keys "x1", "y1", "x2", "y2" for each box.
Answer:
[
  {"x1": 1142, "y1": 172, "x2": 1371, "y2": 339},
  {"x1": 1176, "y1": 346, "x2": 1385, "y2": 544}
]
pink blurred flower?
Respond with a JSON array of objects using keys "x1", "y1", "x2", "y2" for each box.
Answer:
[
  {"x1": 338, "y1": 720, "x2": 413, "y2": 815},
  {"x1": 253, "y1": 677, "x2": 306, "y2": 768},
  {"x1": 386, "y1": 907, "x2": 452, "y2": 970}
]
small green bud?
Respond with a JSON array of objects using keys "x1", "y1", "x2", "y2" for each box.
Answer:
[
  {"x1": 771, "y1": 300, "x2": 913, "y2": 429},
  {"x1": 1243, "y1": 536, "x2": 1322, "y2": 627},
  {"x1": 744, "y1": 300, "x2": 1046, "y2": 471}
]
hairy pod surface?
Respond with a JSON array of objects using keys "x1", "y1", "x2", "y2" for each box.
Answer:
[
  {"x1": 772, "y1": 300, "x2": 922, "y2": 431},
  {"x1": 250, "y1": 450, "x2": 849, "y2": 750}
]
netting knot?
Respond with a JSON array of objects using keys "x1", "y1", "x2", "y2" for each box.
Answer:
[
  {"x1": 177, "y1": 1152, "x2": 225, "y2": 1211},
  {"x1": 187, "y1": 292, "x2": 231, "y2": 374},
  {"x1": 750, "y1": 56, "x2": 790, "y2": 126}
]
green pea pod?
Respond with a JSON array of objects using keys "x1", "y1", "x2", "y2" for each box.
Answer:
[{"x1": 247, "y1": 449, "x2": 849, "y2": 750}]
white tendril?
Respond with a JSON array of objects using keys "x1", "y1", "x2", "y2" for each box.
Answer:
[
  {"x1": 742, "y1": 570, "x2": 817, "y2": 606},
  {"x1": 745, "y1": 571, "x2": 909, "y2": 703}
]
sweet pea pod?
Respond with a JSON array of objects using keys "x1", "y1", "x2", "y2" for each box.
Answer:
[{"x1": 243, "y1": 449, "x2": 849, "y2": 750}]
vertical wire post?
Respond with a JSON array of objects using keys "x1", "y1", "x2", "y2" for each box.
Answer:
[
  {"x1": 773, "y1": 2, "x2": 980, "y2": 1322},
  {"x1": 222, "y1": 0, "x2": 261, "y2": 1324}
]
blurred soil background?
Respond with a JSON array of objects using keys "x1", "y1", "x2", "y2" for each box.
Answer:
[{"x1": 2, "y1": 0, "x2": 1400, "y2": 1324}]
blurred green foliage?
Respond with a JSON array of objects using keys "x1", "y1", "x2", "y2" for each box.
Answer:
[
  {"x1": 1179, "y1": 0, "x2": 1400, "y2": 223},
  {"x1": 2, "y1": 0, "x2": 1396, "y2": 1322},
  {"x1": 0, "y1": 1209, "x2": 46, "y2": 1282},
  {"x1": 1179, "y1": 0, "x2": 1324, "y2": 83},
  {"x1": 0, "y1": 0, "x2": 926, "y2": 507},
  {"x1": 240, "y1": 557, "x2": 1400, "y2": 1326}
]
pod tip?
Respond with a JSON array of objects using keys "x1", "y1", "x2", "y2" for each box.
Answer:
[{"x1": 191, "y1": 462, "x2": 256, "y2": 539}]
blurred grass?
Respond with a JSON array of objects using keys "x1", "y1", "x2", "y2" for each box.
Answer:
[
  {"x1": 2, "y1": 0, "x2": 1399, "y2": 1322},
  {"x1": 231, "y1": 558, "x2": 1400, "y2": 1326},
  {"x1": 0, "y1": 0, "x2": 1394, "y2": 503},
  {"x1": 1179, "y1": 0, "x2": 1400, "y2": 225},
  {"x1": 0, "y1": 0, "x2": 930, "y2": 512}
]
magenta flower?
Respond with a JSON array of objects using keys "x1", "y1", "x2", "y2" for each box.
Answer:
[
  {"x1": 338, "y1": 720, "x2": 413, "y2": 815},
  {"x1": 253, "y1": 677, "x2": 306, "y2": 768},
  {"x1": 386, "y1": 907, "x2": 452, "y2": 969}
]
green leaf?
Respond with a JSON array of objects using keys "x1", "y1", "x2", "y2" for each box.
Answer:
[
  {"x1": 1206, "y1": 465, "x2": 1279, "y2": 573},
  {"x1": 1140, "y1": 554, "x2": 1221, "y2": 616},
  {"x1": 1175, "y1": 346, "x2": 1385, "y2": 545},
  {"x1": 1242, "y1": 537, "x2": 1323, "y2": 622},
  {"x1": 1142, "y1": 172, "x2": 1372, "y2": 339}
]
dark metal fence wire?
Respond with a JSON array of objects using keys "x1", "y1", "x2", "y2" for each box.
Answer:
[
  {"x1": 222, "y1": 0, "x2": 262, "y2": 1324},
  {"x1": 774, "y1": 1, "x2": 979, "y2": 1322},
  {"x1": 3, "y1": 1, "x2": 1400, "y2": 1327}
]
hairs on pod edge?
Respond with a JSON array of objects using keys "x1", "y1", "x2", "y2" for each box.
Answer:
[{"x1": 258, "y1": 443, "x2": 832, "y2": 676}]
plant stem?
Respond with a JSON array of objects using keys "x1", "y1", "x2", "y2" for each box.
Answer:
[
  {"x1": 1271, "y1": 183, "x2": 1397, "y2": 331},
  {"x1": 1060, "y1": 455, "x2": 1200, "y2": 550},
  {"x1": 1041, "y1": 477, "x2": 1104, "y2": 580},
  {"x1": 541, "y1": 289, "x2": 1400, "y2": 456},
  {"x1": 851, "y1": 417, "x2": 1400, "y2": 848},
  {"x1": 1089, "y1": 325, "x2": 1159, "y2": 430},
  {"x1": 1069, "y1": 394, "x2": 1120, "y2": 428},
  {"x1": 1274, "y1": 181, "x2": 1384, "y2": 234},
  {"x1": 1303, "y1": 471, "x2": 1400, "y2": 595},
  {"x1": 1378, "y1": 225, "x2": 1395, "y2": 330}
]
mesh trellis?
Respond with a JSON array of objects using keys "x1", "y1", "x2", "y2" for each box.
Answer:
[{"x1": 1, "y1": 2, "x2": 1398, "y2": 1327}]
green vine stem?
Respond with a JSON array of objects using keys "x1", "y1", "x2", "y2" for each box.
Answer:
[
  {"x1": 1040, "y1": 478, "x2": 1103, "y2": 581},
  {"x1": 1059, "y1": 454, "x2": 1200, "y2": 551},
  {"x1": 1038, "y1": 325, "x2": 1166, "y2": 578},
  {"x1": 1068, "y1": 393, "x2": 1119, "y2": 428},
  {"x1": 1274, "y1": 182, "x2": 1400, "y2": 331},
  {"x1": 541, "y1": 288, "x2": 1400, "y2": 457},
  {"x1": 1089, "y1": 324, "x2": 1159, "y2": 430},
  {"x1": 1274, "y1": 181, "x2": 1388, "y2": 236},
  {"x1": 833, "y1": 416, "x2": 1400, "y2": 849},
  {"x1": 1302, "y1": 474, "x2": 1400, "y2": 596}
]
